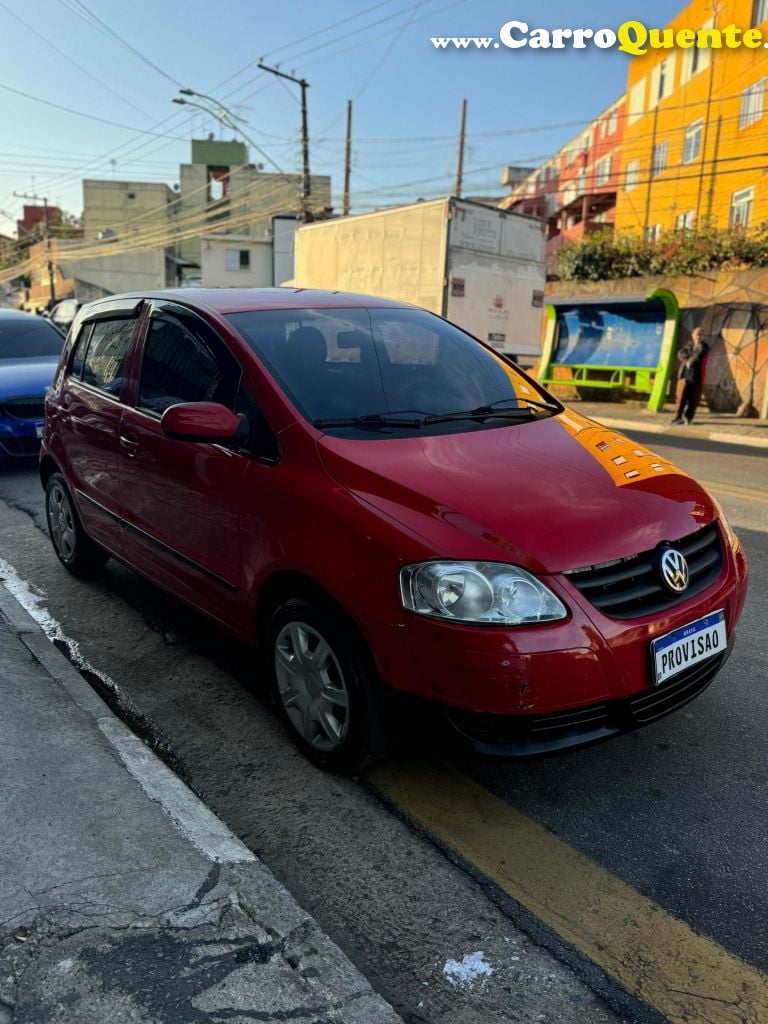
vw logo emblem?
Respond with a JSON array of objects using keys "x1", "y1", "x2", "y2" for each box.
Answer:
[{"x1": 660, "y1": 548, "x2": 689, "y2": 593}]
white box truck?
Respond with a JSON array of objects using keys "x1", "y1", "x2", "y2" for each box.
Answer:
[{"x1": 291, "y1": 197, "x2": 547, "y2": 365}]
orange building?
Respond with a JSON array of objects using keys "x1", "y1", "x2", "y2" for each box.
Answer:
[{"x1": 615, "y1": 0, "x2": 768, "y2": 235}]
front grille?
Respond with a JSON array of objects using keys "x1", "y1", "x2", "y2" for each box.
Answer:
[
  {"x1": 0, "y1": 397, "x2": 45, "y2": 420},
  {"x1": 565, "y1": 522, "x2": 723, "y2": 619},
  {"x1": 0, "y1": 435, "x2": 41, "y2": 456},
  {"x1": 629, "y1": 653, "x2": 725, "y2": 723}
]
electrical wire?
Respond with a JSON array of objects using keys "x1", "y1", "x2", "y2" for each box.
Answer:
[
  {"x1": 0, "y1": 1, "x2": 154, "y2": 119},
  {"x1": 56, "y1": 0, "x2": 185, "y2": 87}
]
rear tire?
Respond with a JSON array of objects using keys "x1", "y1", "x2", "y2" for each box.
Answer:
[
  {"x1": 45, "y1": 473, "x2": 108, "y2": 576},
  {"x1": 267, "y1": 597, "x2": 389, "y2": 773}
]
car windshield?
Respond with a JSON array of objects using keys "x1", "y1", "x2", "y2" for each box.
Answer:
[
  {"x1": 0, "y1": 317, "x2": 64, "y2": 359},
  {"x1": 227, "y1": 307, "x2": 558, "y2": 437}
]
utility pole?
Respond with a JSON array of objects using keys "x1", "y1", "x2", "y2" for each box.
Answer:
[
  {"x1": 455, "y1": 98, "x2": 467, "y2": 198},
  {"x1": 696, "y1": 2, "x2": 720, "y2": 224},
  {"x1": 14, "y1": 191, "x2": 56, "y2": 307},
  {"x1": 642, "y1": 106, "x2": 660, "y2": 237},
  {"x1": 705, "y1": 115, "x2": 722, "y2": 224},
  {"x1": 257, "y1": 64, "x2": 312, "y2": 222},
  {"x1": 343, "y1": 100, "x2": 353, "y2": 216}
]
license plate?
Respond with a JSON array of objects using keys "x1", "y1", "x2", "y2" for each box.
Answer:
[
  {"x1": 35, "y1": 423, "x2": 44, "y2": 439},
  {"x1": 652, "y1": 610, "x2": 726, "y2": 685}
]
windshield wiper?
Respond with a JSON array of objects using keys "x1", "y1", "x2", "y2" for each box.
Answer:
[
  {"x1": 474, "y1": 397, "x2": 561, "y2": 415},
  {"x1": 423, "y1": 397, "x2": 561, "y2": 425},
  {"x1": 314, "y1": 398, "x2": 561, "y2": 430},
  {"x1": 313, "y1": 412, "x2": 428, "y2": 429}
]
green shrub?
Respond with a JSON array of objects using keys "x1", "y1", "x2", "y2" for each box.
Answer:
[{"x1": 555, "y1": 224, "x2": 768, "y2": 281}]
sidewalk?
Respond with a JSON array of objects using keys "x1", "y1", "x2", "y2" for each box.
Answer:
[
  {"x1": 571, "y1": 400, "x2": 768, "y2": 449},
  {"x1": 0, "y1": 584, "x2": 401, "y2": 1024}
]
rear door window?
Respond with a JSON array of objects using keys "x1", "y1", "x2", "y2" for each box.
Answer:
[{"x1": 78, "y1": 319, "x2": 135, "y2": 397}]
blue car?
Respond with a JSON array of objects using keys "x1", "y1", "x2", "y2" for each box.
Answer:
[{"x1": 0, "y1": 310, "x2": 64, "y2": 460}]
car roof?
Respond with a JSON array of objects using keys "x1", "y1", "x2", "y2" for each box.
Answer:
[
  {"x1": 81, "y1": 288, "x2": 418, "y2": 317},
  {"x1": 0, "y1": 309, "x2": 42, "y2": 321}
]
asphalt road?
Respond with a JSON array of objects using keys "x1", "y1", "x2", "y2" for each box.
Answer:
[{"x1": 0, "y1": 427, "x2": 766, "y2": 1024}]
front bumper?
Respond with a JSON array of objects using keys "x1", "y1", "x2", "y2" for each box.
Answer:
[
  {"x1": 0, "y1": 417, "x2": 44, "y2": 458},
  {"x1": 371, "y1": 529, "x2": 748, "y2": 730},
  {"x1": 444, "y1": 643, "x2": 731, "y2": 757}
]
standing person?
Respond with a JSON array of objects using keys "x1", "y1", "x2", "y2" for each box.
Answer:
[{"x1": 672, "y1": 327, "x2": 710, "y2": 425}]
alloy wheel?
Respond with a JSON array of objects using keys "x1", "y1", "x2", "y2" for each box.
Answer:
[
  {"x1": 274, "y1": 621, "x2": 350, "y2": 752},
  {"x1": 48, "y1": 482, "x2": 77, "y2": 562}
]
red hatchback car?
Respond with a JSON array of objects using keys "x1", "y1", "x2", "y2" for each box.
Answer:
[{"x1": 42, "y1": 289, "x2": 748, "y2": 771}]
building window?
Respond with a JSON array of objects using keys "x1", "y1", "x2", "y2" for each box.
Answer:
[
  {"x1": 608, "y1": 107, "x2": 619, "y2": 135},
  {"x1": 740, "y1": 80, "x2": 766, "y2": 129},
  {"x1": 651, "y1": 140, "x2": 669, "y2": 177},
  {"x1": 681, "y1": 22, "x2": 712, "y2": 83},
  {"x1": 683, "y1": 120, "x2": 704, "y2": 163},
  {"x1": 226, "y1": 248, "x2": 251, "y2": 271},
  {"x1": 645, "y1": 224, "x2": 662, "y2": 243},
  {"x1": 650, "y1": 55, "x2": 676, "y2": 109},
  {"x1": 628, "y1": 79, "x2": 645, "y2": 125},
  {"x1": 730, "y1": 188, "x2": 754, "y2": 229},
  {"x1": 595, "y1": 155, "x2": 612, "y2": 187},
  {"x1": 675, "y1": 211, "x2": 695, "y2": 231},
  {"x1": 753, "y1": 0, "x2": 768, "y2": 26},
  {"x1": 625, "y1": 160, "x2": 640, "y2": 192}
]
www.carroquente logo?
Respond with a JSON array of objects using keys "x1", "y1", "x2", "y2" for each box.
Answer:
[{"x1": 430, "y1": 20, "x2": 768, "y2": 55}]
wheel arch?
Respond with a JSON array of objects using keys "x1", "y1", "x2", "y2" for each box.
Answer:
[
  {"x1": 39, "y1": 453, "x2": 62, "y2": 490},
  {"x1": 256, "y1": 570, "x2": 347, "y2": 639},
  {"x1": 255, "y1": 570, "x2": 377, "y2": 674}
]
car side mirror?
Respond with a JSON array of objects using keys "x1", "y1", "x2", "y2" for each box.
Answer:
[{"x1": 161, "y1": 402, "x2": 245, "y2": 446}]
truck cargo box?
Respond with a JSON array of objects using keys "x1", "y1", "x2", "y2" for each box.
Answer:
[{"x1": 292, "y1": 197, "x2": 546, "y2": 364}]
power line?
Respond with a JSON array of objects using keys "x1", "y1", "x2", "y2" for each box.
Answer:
[
  {"x1": 213, "y1": 0, "x2": 398, "y2": 95},
  {"x1": 0, "y1": 0, "x2": 153, "y2": 119},
  {"x1": 57, "y1": 0, "x2": 184, "y2": 87},
  {"x1": 0, "y1": 80, "x2": 187, "y2": 139},
  {"x1": 2, "y1": 2, "x2": 416, "y2": 205}
]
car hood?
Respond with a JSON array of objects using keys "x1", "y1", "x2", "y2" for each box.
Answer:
[
  {"x1": 0, "y1": 357, "x2": 58, "y2": 401},
  {"x1": 317, "y1": 408, "x2": 716, "y2": 574}
]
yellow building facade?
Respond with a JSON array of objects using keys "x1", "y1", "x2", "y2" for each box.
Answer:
[{"x1": 615, "y1": 0, "x2": 768, "y2": 236}]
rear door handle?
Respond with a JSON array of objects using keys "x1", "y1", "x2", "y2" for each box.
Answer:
[{"x1": 119, "y1": 433, "x2": 139, "y2": 456}]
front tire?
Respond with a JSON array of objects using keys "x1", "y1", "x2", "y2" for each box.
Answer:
[
  {"x1": 45, "y1": 473, "x2": 108, "y2": 575},
  {"x1": 268, "y1": 597, "x2": 389, "y2": 773}
]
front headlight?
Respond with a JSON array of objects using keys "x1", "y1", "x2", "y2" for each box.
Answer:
[{"x1": 400, "y1": 561, "x2": 567, "y2": 625}]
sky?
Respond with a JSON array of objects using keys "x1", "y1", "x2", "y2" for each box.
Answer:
[{"x1": 0, "y1": 0, "x2": 682, "y2": 233}]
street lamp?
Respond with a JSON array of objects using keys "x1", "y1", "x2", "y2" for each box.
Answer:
[{"x1": 173, "y1": 92, "x2": 288, "y2": 181}]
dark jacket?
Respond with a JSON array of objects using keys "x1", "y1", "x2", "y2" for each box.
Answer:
[{"x1": 678, "y1": 338, "x2": 710, "y2": 384}]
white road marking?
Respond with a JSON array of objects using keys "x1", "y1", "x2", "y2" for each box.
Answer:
[{"x1": 99, "y1": 717, "x2": 256, "y2": 864}]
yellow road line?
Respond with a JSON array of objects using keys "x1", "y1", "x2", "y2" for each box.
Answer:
[
  {"x1": 369, "y1": 760, "x2": 768, "y2": 1024},
  {"x1": 700, "y1": 480, "x2": 767, "y2": 503}
]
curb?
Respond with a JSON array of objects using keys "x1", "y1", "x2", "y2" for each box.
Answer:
[
  {"x1": 0, "y1": 581, "x2": 254, "y2": 865},
  {"x1": 0, "y1": 578, "x2": 404, "y2": 1023},
  {"x1": 587, "y1": 415, "x2": 768, "y2": 449}
]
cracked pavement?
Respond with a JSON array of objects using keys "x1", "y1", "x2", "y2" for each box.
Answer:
[{"x1": 0, "y1": 607, "x2": 400, "y2": 1023}]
